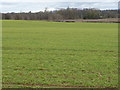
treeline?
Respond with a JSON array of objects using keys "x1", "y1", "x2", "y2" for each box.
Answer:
[{"x1": 2, "y1": 8, "x2": 118, "y2": 21}]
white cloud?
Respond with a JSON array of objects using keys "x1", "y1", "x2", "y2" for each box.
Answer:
[
  {"x1": 1, "y1": 0, "x2": 119, "y2": 3},
  {"x1": 47, "y1": 8, "x2": 56, "y2": 11},
  {"x1": 1, "y1": 1, "x2": 118, "y2": 13}
]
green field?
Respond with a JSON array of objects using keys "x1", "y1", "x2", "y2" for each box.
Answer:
[{"x1": 2, "y1": 20, "x2": 118, "y2": 88}]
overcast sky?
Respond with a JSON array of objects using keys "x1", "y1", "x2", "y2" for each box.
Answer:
[{"x1": 1, "y1": 0, "x2": 119, "y2": 13}]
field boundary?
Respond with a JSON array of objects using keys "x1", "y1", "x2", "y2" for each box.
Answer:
[
  {"x1": 2, "y1": 83, "x2": 118, "y2": 88},
  {"x1": 58, "y1": 18, "x2": 119, "y2": 23}
]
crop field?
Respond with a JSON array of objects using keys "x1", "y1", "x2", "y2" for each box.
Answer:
[{"x1": 2, "y1": 20, "x2": 118, "y2": 88}]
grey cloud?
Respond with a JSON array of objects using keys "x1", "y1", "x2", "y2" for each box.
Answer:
[{"x1": 1, "y1": 2, "x2": 19, "y2": 5}]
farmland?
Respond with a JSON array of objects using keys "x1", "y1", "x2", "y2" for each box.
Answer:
[{"x1": 2, "y1": 20, "x2": 118, "y2": 88}]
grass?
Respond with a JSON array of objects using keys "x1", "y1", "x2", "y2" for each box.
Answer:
[{"x1": 2, "y1": 20, "x2": 118, "y2": 88}]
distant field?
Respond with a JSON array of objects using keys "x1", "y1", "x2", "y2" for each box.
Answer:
[
  {"x1": 2, "y1": 20, "x2": 118, "y2": 88},
  {"x1": 60, "y1": 18, "x2": 119, "y2": 23}
]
